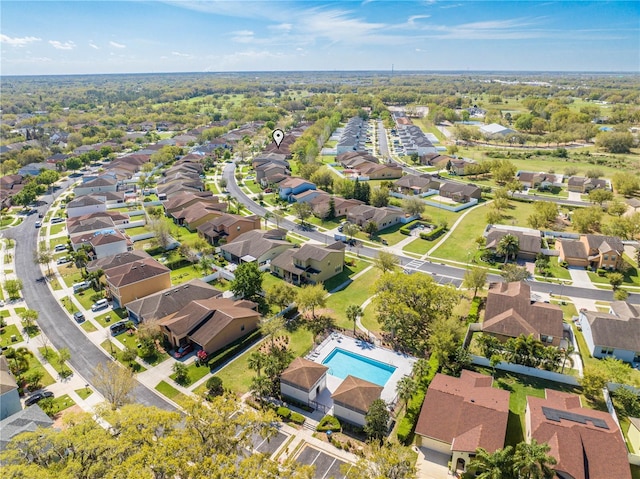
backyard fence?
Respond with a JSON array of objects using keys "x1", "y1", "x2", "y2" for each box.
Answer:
[{"x1": 470, "y1": 354, "x2": 580, "y2": 386}]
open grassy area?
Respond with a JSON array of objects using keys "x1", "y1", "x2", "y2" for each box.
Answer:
[
  {"x1": 403, "y1": 237, "x2": 431, "y2": 255},
  {"x1": 323, "y1": 259, "x2": 370, "y2": 293},
  {"x1": 0, "y1": 324, "x2": 23, "y2": 348},
  {"x1": 170, "y1": 265, "x2": 206, "y2": 285},
  {"x1": 80, "y1": 320, "x2": 98, "y2": 332},
  {"x1": 124, "y1": 225, "x2": 151, "y2": 236},
  {"x1": 359, "y1": 301, "x2": 381, "y2": 335},
  {"x1": 26, "y1": 354, "x2": 56, "y2": 387},
  {"x1": 325, "y1": 268, "x2": 380, "y2": 330},
  {"x1": 49, "y1": 277, "x2": 63, "y2": 291},
  {"x1": 94, "y1": 308, "x2": 127, "y2": 327},
  {"x1": 100, "y1": 339, "x2": 147, "y2": 372},
  {"x1": 49, "y1": 223, "x2": 66, "y2": 235},
  {"x1": 170, "y1": 361, "x2": 211, "y2": 387},
  {"x1": 48, "y1": 236, "x2": 68, "y2": 249},
  {"x1": 243, "y1": 180, "x2": 262, "y2": 194},
  {"x1": 59, "y1": 263, "x2": 83, "y2": 287},
  {"x1": 75, "y1": 289, "x2": 106, "y2": 311},
  {"x1": 60, "y1": 296, "x2": 79, "y2": 314},
  {"x1": 587, "y1": 262, "x2": 640, "y2": 287},
  {"x1": 155, "y1": 380, "x2": 186, "y2": 402}
]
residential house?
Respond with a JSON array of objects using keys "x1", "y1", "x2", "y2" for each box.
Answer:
[
  {"x1": 74, "y1": 176, "x2": 118, "y2": 197},
  {"x1": 104, "y1": 257, "x2": 171, "y2": 308},
  {"x1": 172, "y1": 134, "x2": 197, "y2": 147},
  {"x1": 163, "y1": 191, "x2": 219, "y2": 215},
  {"x1": 291, "y1": 189, "x2": 326, "y2": 204},
  {"x1": 65, "y1": 195, "x2": 107, "y2": 218},
  {"x1": 516, "y1": 171, "x2": 561, "y2": 190},
  {"x1": 415, "y1": 371, "x2": 509, "y2": 474},
  {"x1": 578, "y1": 301, "x2": 640, "y2": 363},
  {"x1": 557, "y1": 234, "x2": 624, "y2": 270},
  {"x1": 482, "y1": 281, "x2": 564, "y2": 347},
  {"x1": 270, "y1": 241, "x2": 345, "y2": 285},
  {"x1": 171, "y1": 201, "x2": 226, "y2": 232},
  {"x1": 526, "y1": 389, "x2": 631, "y2": 479},
  {"x1": 197, "y1": 214, "x2": 261, "y2": 246},
  {"x1": 18, "y1": 162, "x2": 56, "y2": 177},
  {"x1": 305, "y1": 193, "x2": 363, "y2": 219},
  {"x1": 346, "y1": 205, "x2": 405, "y2": 232},
  {"x1": 0, "y1": 405, "x2": 53, "y2": 452},
  {"x1": 419, "y1": 153, "x2": 453, "y2": 168},
  {"x1": 567, "y1": 176, "x2": 608, "y2": 193},
  {"x1": 66, "y1": 211, "x2": 130, "y2": 238},
  {"x1": 158, "y1": 297, "x2": 260, "y2": 355},
  {"x1": 331, "y1": 375, "x2": 383, "y2": 428},
  {"x1": 336, "y1": 117, "x2": 368, "y2": 155},
  {"x1": 337, "y1": 151, "x2": 379, "y2": 169},
  {"x1": 394, "y1": 175, "x2": 439, "y2": 195},
  {"x1": 0, "y1": 174, "x2": 24, "y2": 208},
  {"x1": 438, "y1": 182, "x2": 481, "y2": 203},
  {"x1": 126, "y1": 279, "x2": 222, "y2": 324},
  {"x1": 278, "y1": 177, "x2": 316, "y2": 202},
  {"x1": 86, "y1": 250, "x2": 151, "y2": 274},
  {"x1": 397, "y1": 125, "x2": 437, "y2": 156},
  {"x1": 484, "y1": 226, "x2": 542, "y2": 260},
  {"x1": 220, "y1": 229, "x2": 293, "y2": 265},
  {"x1": 70, "y1": 229, "x2": 132, "y2": 259},
  {"x1": 354, "y1": 161, "x2": 403, "y2": 180},
  {"x1": 0, "y1": 356, "x2": 20, "y2": 420},
  {"x1": 280, "y1": 357, "x2": 329, "y2": 405},
  {"x1": 479, "y1": 123, "x2": 515, "y2": 138}
]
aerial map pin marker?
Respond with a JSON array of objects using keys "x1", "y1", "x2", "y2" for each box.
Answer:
[{"x1": 272, "y1": 129, "x2": 284, "y2": 148}]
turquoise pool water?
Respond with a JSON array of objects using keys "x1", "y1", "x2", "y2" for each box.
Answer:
[{"x1": 322, "y1": 348, "x2": 396, "y2": 386}]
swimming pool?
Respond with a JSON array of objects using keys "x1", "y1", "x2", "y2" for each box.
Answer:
[{"x1": 322, "y1": 348, "x2": 396, "y2": 386}]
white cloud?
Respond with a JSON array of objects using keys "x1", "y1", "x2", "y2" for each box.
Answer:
[
  {"x1": 171, "y1": 51, "x2": 192, "y2": 58},
  {"x1": 268, "y1": 23, "x2": 293, "y2": 32},
  {"x1": 49, "y1": 40, "x2": 76, "y2": 50},
  {"x1": 1, "y1": 34, "x2": 41, "y2": 47},
  {"x1": 109, "y1": 41, "x2": 126, "y2": 48},
  {"x1": 89, "y1": 42, "x2": 99, "y2": 50},
  {"x1": 231, "y1": 30, "x2": 255, "y2": 43}
]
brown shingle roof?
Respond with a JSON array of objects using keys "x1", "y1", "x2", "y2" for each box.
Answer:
[
  {"x1": 582, "y1": 306, "x2": 640, "y2": 351},
  {"x1": 105, "y1": 258, "x2": 170, "y2": 288},
  {"x1": 87, "y1": 250, "x2": 151, "y2": 273},
  {"x1": 482, "y1": 282, "x2": 563, "y2": 342},
  {"x1": 126, "y1": 279, "x2": 221, "y2": 322},
  {"x1": 558, "y1": 239, "x2": 587, "y2": 259},
  {"x1": 528, "y1": 389, "x2": 630, "y2": 479},
  {"x1": 331, "y1": 375, "x2": 382, "y2": 415},
  {"x1": 485, "y1": 228, "x2": 541, "y2": 256},
  {"x1": 280, "y1": 357, "x2": 329, "y2": 390},
  {"x1": 415, "y1": 371, "x2": 509, "y2": 453}
]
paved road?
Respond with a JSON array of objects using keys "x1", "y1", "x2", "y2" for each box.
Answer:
[
  {"x1": 4, "y1": 178, "x2": 175, "y2": 411},
  {"x1": 223, "y1": 162, "x2": 639, "y2": 304},
  {"x1": 377, "y1": 120, "x2": 391, "y2": 159}
]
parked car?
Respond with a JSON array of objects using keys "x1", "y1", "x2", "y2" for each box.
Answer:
[
  {"x1": 73, "y1": 311, "x2": 85, "y2": 323},
  {"x1": 51, "y1": 217, "x2": 64, "y2": 224},
  {"x1": 54, "y1": 244, "x2": 67, "y2": 252},
  {"x1": 24, "y1": 390, "x2": 54, "y2": 406},
  {"x1": 109, "y1": 320, "x2": 128, "y2": 336},
  {"x1": 174, "y1": 343, "x2": 194, "y2": 358},
  {"x1": 57, "y1": 257, "x2": 70, "y2": 265},
  {"x1": 91, "y1": 299, "x2": 109, "y2": 312},
  {"x1": 264, "y1": 188, "x2": 273, "y2": 193},
  {"x1": 35, "y1": 221, "x2": 42, "y2": 228}
]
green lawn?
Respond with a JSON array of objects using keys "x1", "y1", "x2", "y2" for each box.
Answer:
[
  {"x1": 403, "y1": 237, "x2": 431, "y2": 255},
  {"x1": 170, "y1": 361, "x2": 211, "y2": 387},
  {"x1": 26, "y1": 354, "x2": 56, "y2": 387},
  {"x1": 75, "y1": 289, "x2": 105, "y2": 311},
  {"x1": 543, "y1": 260, "x2": 572, "y2": 281},
  {"x1": 323, "y1": 259, "x2": 370, "y2": 293},
  {"x1": 124, "y1": 226, "x2": 152, "y2": 237},
  {"x1": 587, "y1": 262, "x2": 640, "y2": 287},
  {"x1": 244, "y1": 180, "x2": 262, "y2": 194},
  {"x1": 359, "y1": 301, "x2": 381, "y2": 335},
  {"x1": 49, "y1": 223, "x2": 66, "y2": 235},
  {"x1": 170, "y1": 265, "x2": 206, "y2": 285},
  {"x1": 48, "y1": 236, "x2": 68, "y2": 249},
  {"x1": 49, "y1": 394, "x2": 76, "y2": 415},
  {"x1": 80, "y1": 321, "x2": 98, "y2": 333},
  {"x1": 156, "y1": 380, "x2": 186, "y2": 402},
  {"x1": 325, "y1": 268, "x2": 381, "y2": 330},
  {"x1": 100, "y1": 339, "x2": 147, "y2": 373},
  {"x1": 0, "y1": 324, "x2": 23, "y2": 348},
  {"x1": 60, "y1": 296, "x2": 79, "y2": 314},
  {"x1": 60, "y1": 265, "x2": 84, "y2": 287},
  {"x1": 49, "y1": 277, "x2": 63, "y2": 291},
  {"x1": 38, "y1": 347, "x2": 71, "y2": 377},
  {"x1": 75, "y1": 387, "x2": 93, "y2": 400},
  {"x1": 94, "y1": 308, "x2": 127, "y2": 327}
]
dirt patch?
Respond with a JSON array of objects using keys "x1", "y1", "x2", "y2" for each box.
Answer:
[{"x1": 52, "y1": 404, "x2": 84, "y2": 429}]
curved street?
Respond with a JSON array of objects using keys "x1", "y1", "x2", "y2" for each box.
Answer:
[
  {"x1": 4, "y1": 178, "x2": 175, "y2": 411},
  {"x1": 223, "y1": 161, "x2": 639, "y2": 304}
]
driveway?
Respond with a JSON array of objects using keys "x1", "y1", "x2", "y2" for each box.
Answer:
[
  {"x1": 4, "y1": 180, "x2": 174, "y2": 411},
  {"x1": 568, "y1": 267, "x2": 596, "y2": 289},
  {"x1": 415, "y1": 447, "x2": 450, "y2": 479}
]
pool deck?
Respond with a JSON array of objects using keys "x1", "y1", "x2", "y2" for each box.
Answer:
[{"x1": 306, "y1": 333, "x2": 416, "y2": 408}]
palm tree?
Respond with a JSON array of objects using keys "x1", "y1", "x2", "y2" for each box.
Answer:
[
  {"x1": 512, "y1": 439, "x2": 556, "y2": 479},
  {"x1": 263, "y1": 211, "x2": 273, "y2": 229},
  {"x1": 412, "y1": 358, "x2": 431, "y2": 384},
  {"x1": 5, "y1": 346, "x2": 34, "y2": 379},
  {"x1": 497, "y1": 234, "x2": 520, "y2": 264},
  {"x1": 560, "y1": 344, "x2": 575, "y2": 374},
  {"x1": 395, "y1": 376, "x2": 417, "y2": 414},
  {"x1": 346, "y1": 304, "x2": 363, "y2": 335},
  {"x1": 247, "y1": 351, "x2": 266, "y2": 377},
  {"x1": 469, "y1": 446, "x2": 515, "y2": 479}
]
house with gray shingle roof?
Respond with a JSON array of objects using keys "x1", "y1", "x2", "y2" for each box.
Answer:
[{"x1": 270, "y1": 241, "x2": 345, "y2": 285}]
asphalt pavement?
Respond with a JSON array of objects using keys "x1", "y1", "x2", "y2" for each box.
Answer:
[
  {"x1": 4, "y1": 178, "x2": 175, "y2": 411},
  {"x1": 223, "y1": 161, "x2": 639, "y2": 304}
]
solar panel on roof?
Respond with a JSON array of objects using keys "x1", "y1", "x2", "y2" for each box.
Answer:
[{"x1": 541, "y1": 407, "x2": 609, "y2": 429}]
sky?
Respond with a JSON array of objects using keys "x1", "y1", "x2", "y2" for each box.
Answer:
[{"x1": 1, "y1": 0, "x2": 638, "y2": 75}]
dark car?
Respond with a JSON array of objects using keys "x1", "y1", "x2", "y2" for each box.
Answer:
[
  {"x1": 174, "y1": 343, "x2": 194, "y2": 358},
  {"x1": 73, "y1": 311, "x2": 85, "y2": 323},
  {"x1": 25, "y1": 390, "x2": 54, "y2": 406}
]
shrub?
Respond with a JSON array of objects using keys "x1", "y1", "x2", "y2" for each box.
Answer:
[
  {"x1": 467, "y1": 297, "x2": 482, "y2": 323},
  {"x1": 317, "y1": 415, "x2": 341, "y2": 432},
  {"x1": 597, "y1": 268, "x2": 607, "y2": 277},
  {"x1": 400, "y1": 226, "x2": 411, "y2": 236},
  {"x1": 277, "y1": 406, "x2": 291, "y2": 419},
  {"x1": 290, "y1": 412, "x2": 305, "y2": 425},
  {"x1": 560, "y1": 261, "x2": 568, "y2": 268},
  {"x1": 419, "y1": 226, "x2": 445, "y2": 241}
]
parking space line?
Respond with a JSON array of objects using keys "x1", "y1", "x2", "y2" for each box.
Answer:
[{"x1": 320, "y1": 457, "x2": 338, "y2": 479}]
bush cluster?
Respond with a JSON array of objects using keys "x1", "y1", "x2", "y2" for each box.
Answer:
[
  {"x1": 316, "y1": 415, "x2": 341, "y2": 432},
  {"x1": 419, "y1": 226, "x2": 445, "y2": 241}
]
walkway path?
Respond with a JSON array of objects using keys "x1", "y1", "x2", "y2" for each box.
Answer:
[{"x1": 568, "y1": 267, "x2": 596, "y2": 289}]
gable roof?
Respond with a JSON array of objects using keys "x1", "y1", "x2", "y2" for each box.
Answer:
[
  {"x1": 528, "y1": 389, "x2": 630, "y2": 479},
  {"x1": 415, "y1": 370, "x2": 509, "y2": 453},
  {"x1": 331, "y1": 375, "x2": 383, "y2": 414},
  {"x1": 126, "y1": 279, "x2": 222, "y2": 322},
  {"x1": 87, "y1": 250, "x2": 151, "y2": 273},
  {"x1": 0, "y1": 356, "x2": 17, "y2": 395},
  {"x1": 482, "y1": 282, "x2": 563, "y2": 341},
  {"x1": 220, "y1": 229, "x2": 291, "y2": 259},
  {"x1": 583, "y1": 234, "x2": 624, "y2": 254},
  {"x1": 582, "y1": 302, "x2": 640, "y2": 351},
  {"x1": 0, "y1": 405, "x2": 54, "y2": 452},
  {"x1": 104, "y1": 257, "x2": 170, "y2": 288},
  {"x1": 485, "y1": 227, "x2": 542, "y2": 255},
  {"x1": 558, "y1": 239, "x2": 587, "y2": 259},
  {"x1": 280, "y1": 357, "x2": 329, "y2": 390}
]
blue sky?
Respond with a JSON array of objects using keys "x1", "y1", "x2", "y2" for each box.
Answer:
[{"x1": 1, "y1": 1, "x2": 638, "y2": 75}]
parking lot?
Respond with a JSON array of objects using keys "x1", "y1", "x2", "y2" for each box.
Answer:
[
  {"x1": 296, "y1": 444, "x2": 352, "y2": 479},
  {"x1": 249, "y1": 429, "x2": 289, "y2": 457}
]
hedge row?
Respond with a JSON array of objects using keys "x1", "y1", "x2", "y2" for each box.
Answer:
[
  {"x1": 467, "y1": 296, "x2": 483, "y2": 323},
  {"x1": 317, "y1": 415, "x2": 341, "y2": 432},
  {"x1": 206, "y1": 330, "x2": 262, "y2": 371},
  {"x1": 276, "y1": 406, "x2": 305, "y2": 425},
  {"x1": 418, "y1": 226, "x2": 445, "y2": 241},
  {"x1": 396, "y1": 356, "x2": 439, "y2": 445},
  {"x1": 399, "y1": 220, "x2": 434, "y2": 236}
]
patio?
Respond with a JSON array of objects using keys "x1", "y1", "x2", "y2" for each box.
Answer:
[{"x1": 305, "y1": 333, "x2": 416, "y2": 412}]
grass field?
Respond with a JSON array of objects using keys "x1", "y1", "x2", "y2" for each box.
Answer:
[
  {"x1": 155, "y1": 380, "x2": 186, "y2": 402},
  {"x1": 325, "y1": 268, "x2": 380, "y2": 330},
  {"x1": 170, "y1": 361, "x2": 211, "y2": 387},
  {"x1": 403, "y1": 237, "x2": 432, "y2": 255},
  {"x1": 49, "y1": 223, "x2": 66, "y2": 236},
  {"x1": 0, "y1": 324, "x2": 23, "y2": 348},
  {"x1": 49, "y1": 394, "x2": 76, "y2": 415}
]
